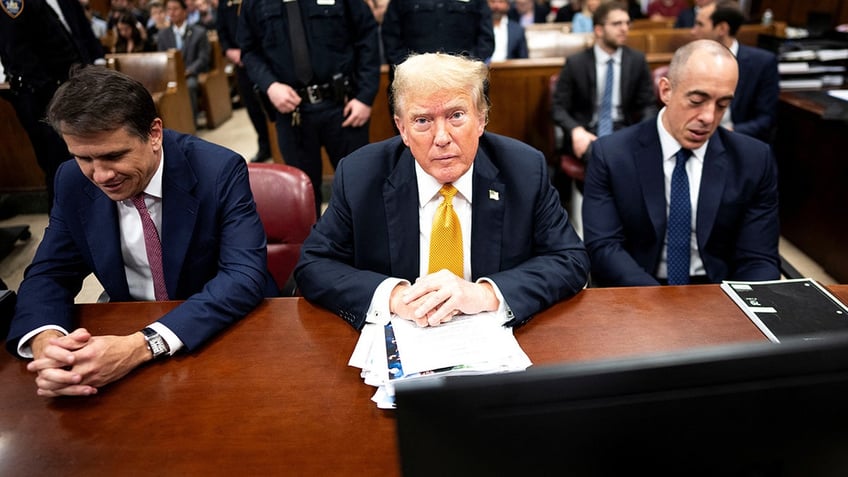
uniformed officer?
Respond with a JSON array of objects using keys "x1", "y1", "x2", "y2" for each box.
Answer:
[
  {"x1": 216, "y1": 0, "x2": 271, "y2": 163},
  {"x1": 380, "y1": 0, "x2": 495, "y2": 122},
  {"x1": 237, "y1": 0, "x2": 381, "y2": 214},
  {"x1": 0, "y1": 0, "x2": 104, "y2": 211}
]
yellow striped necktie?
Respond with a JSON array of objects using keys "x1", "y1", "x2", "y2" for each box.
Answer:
[{"x1": 428, "y1": 183, "x2": 463, "y2": 277}]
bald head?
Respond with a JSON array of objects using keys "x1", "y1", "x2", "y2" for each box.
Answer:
[{"x1": 659, "y1": 40, "x2": 738, "y2": 149}]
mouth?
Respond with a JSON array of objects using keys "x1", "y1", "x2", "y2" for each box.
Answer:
[{"x1": 99, "y1": 180, "x2": 126, "y2": 193}]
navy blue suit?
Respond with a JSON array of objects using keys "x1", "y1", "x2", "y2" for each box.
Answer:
[
  {"x1": 583, "y1": 119, "x2": 780, "y2": 287},
  {"x1": 6, "y1": 130, "x2": 278, "y2": 355},
  {"x1": 731, "y1": 44, "x2": 779, "y2": 141},
  {"x1": 505, "y1": 20, "x2": 529, "y2": 59},
  {"x1": 674, "y1": 7, "x2": 696, "y2": 28},
  {"x1": 295, "y1": 133, "x2": 590, "y2": 329}
]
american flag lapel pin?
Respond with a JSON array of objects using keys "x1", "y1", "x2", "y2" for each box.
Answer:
[{"x1": 489, "y1": 190, "x2": 499, "y2": 201}]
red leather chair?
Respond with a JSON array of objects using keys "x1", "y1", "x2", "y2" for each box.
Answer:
[{"x1": 247, "y1": 163, "x2": 316, "y2": 294}]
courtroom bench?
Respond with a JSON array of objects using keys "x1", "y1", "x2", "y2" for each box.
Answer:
[{"x1": 106, "y1": 49, "x2": 197, "y2": 135}]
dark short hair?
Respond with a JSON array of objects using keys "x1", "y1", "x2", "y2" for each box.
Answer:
[
  {"x1": 166, "y1": 0, "x2": 187, "y2": 10},
  {"x1": 712, "y1": 0, "x2": 745, "y2": 36},
  {"x1": 47, "y1": 66, "x2": 158, "y2": 140},
  {"x1": 593, "y1": 1, "x2": 627, "y2": 27}
]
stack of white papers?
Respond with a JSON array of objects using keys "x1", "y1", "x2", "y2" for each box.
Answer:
[{"x1": 349, "y1": 312, "x2": 532, "y2": 409}]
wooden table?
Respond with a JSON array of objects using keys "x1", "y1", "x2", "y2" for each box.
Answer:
[{"x1": 3, "y1": 285, "x2": 846, "y2": 476}]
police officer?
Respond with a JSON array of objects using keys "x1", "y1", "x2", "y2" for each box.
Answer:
[
  {"x1": 216, "y1": 0, "x2": 271, "y2": 163},
  {"x1": 237, "y1": 0, "x2": 381, "y2": 214},
  {"x1": 382, "y1": 0, "x2": 495, "y2": 64},
  {"x1": 381, "y1": 0, "x2": 495, "y2": 121},
  {"x1": 0, "y1": 0, "x2": 103, "y2": 211}
]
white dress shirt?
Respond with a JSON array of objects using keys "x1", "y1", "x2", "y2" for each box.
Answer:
[{"x1": 491, "y1": 18, "x2": 509, "y2": 62}]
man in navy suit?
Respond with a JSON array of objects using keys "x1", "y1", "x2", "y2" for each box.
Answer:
[
  {"x1": 6, "y1": 67, "x2": 278, "y2": 397},
  {"x1": 691, "y1": 0, "x2": 778, "y2": 141},
  {"x1": 583, "y1": 39, "x2": 780, "y2": 287},
  {"x1": 674, "y1": 0, "x2": 713, "y2": 27},
  {"x1": 295, "y1": 53, "x2": 589, "y2": 330},
  {"x1": 489, "y1": 0, "x2": 529, "y2": 60},
  {"x1": 552, "y1": 0, "x2": 657, "y2": 160}
]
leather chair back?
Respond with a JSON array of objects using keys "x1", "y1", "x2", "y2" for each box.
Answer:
[{"x1": 247, "y1": 163, "x2": 315, "y2": 292}]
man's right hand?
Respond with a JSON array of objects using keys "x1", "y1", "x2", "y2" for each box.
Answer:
[
  {"x1": 267, "y1": 82, "x2": 302, "y2": 114},
  {"x1": 571, "y1": 126, "x2": 597, "y2": 159},
  {"x1": 28, "y1": 328, "x2": 98, "y2": 397}
]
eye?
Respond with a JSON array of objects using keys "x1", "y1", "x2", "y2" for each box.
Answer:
[{"x1": 716, "y1": 100, "x2": 731, "y2": 110}]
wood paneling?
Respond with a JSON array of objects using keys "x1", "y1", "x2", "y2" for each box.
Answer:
[{"x1": 0, "y1": 92, "x2": 44, "y2": 192}]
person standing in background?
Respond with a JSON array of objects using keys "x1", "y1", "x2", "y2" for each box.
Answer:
[
  {"x1": 489, "y1": 0, "x2": 529, "y2": 60},
  {"x1": 216, "y1": 0, "x2": 271, "y2": 163},
  {"x1": 238, "y1": 0, "x2": 381, "y2": 214},
  {"x1": 0, "y1": 0, "x2": 104, "y2": 212}
]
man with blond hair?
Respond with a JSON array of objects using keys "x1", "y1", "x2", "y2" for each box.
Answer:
[{"x1": 296, "y1": 53, "x2": 589, "y2": 330}]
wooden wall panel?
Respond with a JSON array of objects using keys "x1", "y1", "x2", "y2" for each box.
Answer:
[{"x1": 0, "y1": 93, "x2": 45, "y2": 192}]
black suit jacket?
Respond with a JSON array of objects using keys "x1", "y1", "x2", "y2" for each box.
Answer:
[
  {"x1": 674, "y1": 7, "x2": 696, "y2": 28},
  {"x1": 551, "y1": 46, "x2": 657, "y2": 155}
]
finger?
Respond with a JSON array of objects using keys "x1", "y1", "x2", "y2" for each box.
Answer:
[{"x1": 36, "y1": 384, "x2": 98, "y2": 397}]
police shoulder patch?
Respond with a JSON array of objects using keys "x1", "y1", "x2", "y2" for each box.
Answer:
[{"x1": 1, "y1": 0, "x2": 24, "y2": 18}]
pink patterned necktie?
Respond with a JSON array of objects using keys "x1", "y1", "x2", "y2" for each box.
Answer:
[{"x1": 130, "y1": 194, "x2": 170, "y2": 301}]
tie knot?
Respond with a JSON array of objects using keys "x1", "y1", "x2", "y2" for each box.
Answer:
[
  {"x1": 130, "y1": 193, "x2": 147, "y2": 210},
  {"x1": 675, "y1": 148, "x2": 691, "y2": 166},
  {"x1": 439, "y1": 184, "x2": 458, "y2": 202},
  {"x1": 607, "y1": 58, "x2": 614, "y2": 66}
]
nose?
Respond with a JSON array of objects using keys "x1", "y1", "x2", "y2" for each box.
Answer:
[
  {"x1": 91, "y1": 160, "x2": 117, "y2": 184},
  {"x1": 433, "y1": 119, "x2": 451, "y2": 147}
]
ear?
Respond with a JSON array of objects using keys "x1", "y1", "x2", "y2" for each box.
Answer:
[
  {"x1": 658, "y1": 76, "x2": 672, "y2": 106},
  {"x1": 715, "y1": 21, "x2": 730, "y2": 38},
  {"x1": 149, "y1": 118, "x2": 164, "y2": 151},
  {"x1": 394, "y1": 115, "x2": 410, "y2": 146}
]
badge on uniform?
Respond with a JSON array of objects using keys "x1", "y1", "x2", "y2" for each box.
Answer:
[{"x1": 1, "y1": 0, "x2": 23, "y2": 18}]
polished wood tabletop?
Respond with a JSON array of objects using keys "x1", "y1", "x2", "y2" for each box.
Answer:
[{"x1": 3, "y1": 284, "x2": 846, "y2": 476}]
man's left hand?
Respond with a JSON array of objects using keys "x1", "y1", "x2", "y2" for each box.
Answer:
[{"x1": 341, "y1": 99, "x2": 371, "y2": 128}]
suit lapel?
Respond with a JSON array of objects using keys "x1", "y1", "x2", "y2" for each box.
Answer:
[
  {"x1": 79, "y1": 182, "x2": 131, "y2": 299},
  {"x1": 634, "y1": 121, "x2": 666, "y2": 241},
  {"x1": 383, "y1": 149, "x2": 421, "y2": 280},
  {"x1": 696, "y1": 133, "x2": 728, "y2": 250},
  {"x1": 470, "y1": 146, "x2": 505, "y2": 279},
  {"x1": 584, "y1": 49, "x2": 597, "y2": 105},
  {"x1": 160, "y1": 132, "x2": 200, "y2": 298}
]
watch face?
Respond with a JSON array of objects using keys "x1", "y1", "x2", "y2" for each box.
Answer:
[{"x1": 150, "y1": 337, "x2": 168, "y2": 356}]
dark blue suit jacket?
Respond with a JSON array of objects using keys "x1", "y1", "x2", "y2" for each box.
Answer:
[
  {"x1": 295, "y1": 133, "x2": 589, "y2": 329},
  {"x1": 7, "y1": 130, "x2": 278, "y2": 354},
  {"x1": 505, "y1": 20, "x2": 529, "y2": 59},
  {"x1": 731, "y1": 44, "x2": 779, "y2": 141},
  {"x1": 583, "y1": 119, "x2": 780, "y2": 287},
  {"x1": 674, "y1": 7, "x2": 696, "y2": 28}
]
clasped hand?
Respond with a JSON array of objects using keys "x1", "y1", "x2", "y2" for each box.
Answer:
[
  {"x1": 27, "y1": 328, "x2": 150, "y2": 397},
  {"x1": 389, "y1": 270, "x2": 499, "y2": 327}
]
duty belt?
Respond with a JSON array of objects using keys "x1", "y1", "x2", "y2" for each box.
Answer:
[{"x1": 296, "y1": 83, "x2": 336, "y2": 104}]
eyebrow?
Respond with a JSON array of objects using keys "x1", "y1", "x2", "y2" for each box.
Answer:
[{"x1": 70, "y1": 147, "x2": 133, "y2": 161}]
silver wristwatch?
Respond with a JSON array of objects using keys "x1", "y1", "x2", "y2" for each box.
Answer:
[{"x1": 141, "y1": 327, "x2": 170, "y2": 359}]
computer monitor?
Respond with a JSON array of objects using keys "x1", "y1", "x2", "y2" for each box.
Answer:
[{"x1": 394, "y1": 333, "x2": 848, "y2": 476}]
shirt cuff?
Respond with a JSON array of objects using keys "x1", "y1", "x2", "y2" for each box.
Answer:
[
  {"x1": 17, "y1": 325, "x2": 70, "y2": 358},
  {"x1": 147, "y1": 322, "x2": 184, "y2": 356},
  {"x1": 365, "y1": 277, "x2": 410, "y2": 325},
  {"x1": 477, "y1": 277, "x2": 511, "y2": 325}
]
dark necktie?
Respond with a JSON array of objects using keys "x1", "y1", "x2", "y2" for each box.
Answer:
[
  {"x1": 597, "y1": 58, "x2": 614, "y2": 137},
  {"x1": 284, "y1": 0, "x2": 314, "y2": 86},
  {"x1": 131, "y1": 194, "x2": 170, "y2": 301},
  {"x1": 667, "y1": 149, "x2": 692, "y2": 285}
]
